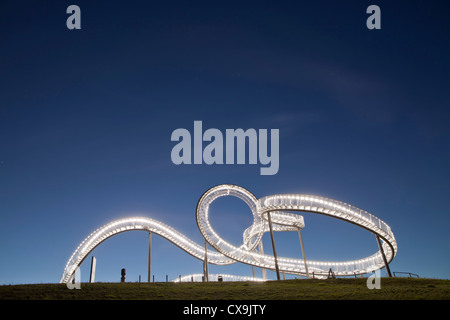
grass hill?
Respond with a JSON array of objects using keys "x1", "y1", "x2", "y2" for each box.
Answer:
[{"x1": 0, "y1": 278, "x2": 448, "y2": 300}]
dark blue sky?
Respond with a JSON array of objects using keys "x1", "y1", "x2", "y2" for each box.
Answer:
[{"x1": 0, "y1": 0, "x2": 449, "y2": 284}]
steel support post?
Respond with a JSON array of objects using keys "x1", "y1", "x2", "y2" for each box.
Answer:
[
  {"x1": 297, "y1": 228, "x2": 310, "y2": 278},
  {"x1": 267, "y1": 212, "x2": 281, "y2": 280},
  {"x1": 259, "y1": 242, "x2": 268, "y2": 280},
  {"x1": 376, "y1": 235, "x2": 392, "y2": 277},
  {"x1": 148, "y1": 232, "x2": 152, "y2": 283},
  {"x1": 203, "y1": 240, "x2": 209, "y2": 282}
]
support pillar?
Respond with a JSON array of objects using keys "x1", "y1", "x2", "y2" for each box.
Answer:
[
  {"x1": 267, "y1": 212, "x2": 281, "y2": 280},
  {"x1": 297, "y1": 228, "x2": 310, "y2": 278},
  {"x1": 148, "y1": 232, "x2": 152, "y2": 283},
  {"x1": 203, "y1": 240, "x2": 209, "y2": 282},
  {"x1": 259, "y1": 242, "x2": 268, "y2": 280},
  {"x1": 376, "y1": 235, "x2": 392, "y2": 277}
]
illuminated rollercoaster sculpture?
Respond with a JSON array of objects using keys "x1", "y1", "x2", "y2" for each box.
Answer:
[{"x1": 60, "y1": 184, "x2": 397, "y2": 283}]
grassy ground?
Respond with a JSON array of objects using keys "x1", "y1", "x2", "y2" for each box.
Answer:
[{"x1": 0, "y1": 278, "x2": 449, "y2": 300}]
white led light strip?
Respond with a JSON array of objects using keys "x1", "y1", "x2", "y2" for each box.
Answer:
[{"x1": 60, "y1": 184, "x2": 397, "y2": 283}]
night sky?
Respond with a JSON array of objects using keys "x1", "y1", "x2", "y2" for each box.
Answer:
[{"x1": 0, "y1": 0, "x2": 449, "y2": 284}]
